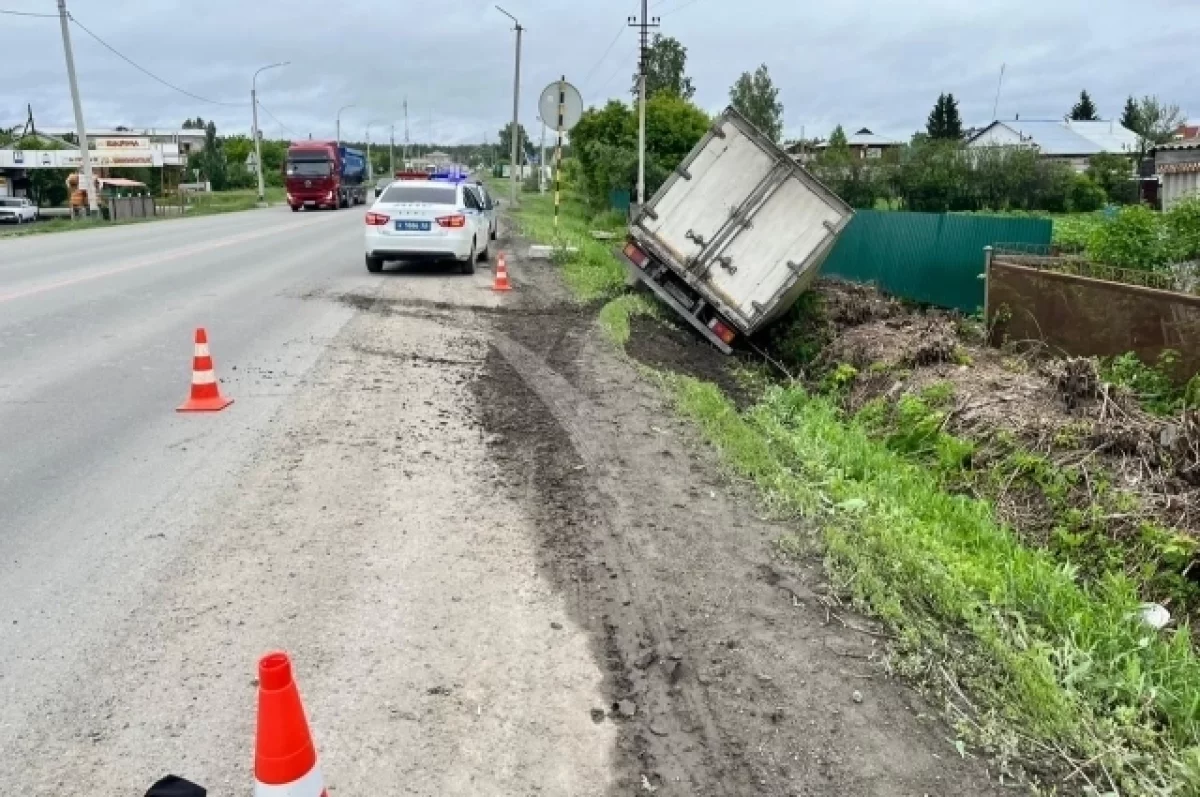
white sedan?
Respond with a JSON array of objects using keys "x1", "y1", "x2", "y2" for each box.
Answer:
[
  {"x1": 364, "y1": 180, "x2": 489, "y2": 274},
  {"x1": 0, "y1": 197, "x2": 38, "y2": 224}
]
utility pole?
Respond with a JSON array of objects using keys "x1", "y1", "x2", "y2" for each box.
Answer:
[
  {"x1": 367, "y1": 120, "x2": 385, "y2": 185},
  {"x1": 56, "y1": 0, "x2": 97, "y2": 215},
  {"x1": 389, "y1": 124, "x2": 395, "y2": 176},
  {"x1": 497, "y1": 5, "x2": 524, "y2": 204},
  {"x1": 628, "y1": 1, "x2": 659, "y2": 209},
  {"x1": 538, "y1": 117, "x2": 547, "y2": 194},
  {"x1": 402, "y1": 98, "x2": 410, "y2": 166},
  {"x1": 336, "y1": 104, "x2": 355, "y2": 147},
  {"x1": 252, "y1": 61, "x2": 288, "y2": 206}
]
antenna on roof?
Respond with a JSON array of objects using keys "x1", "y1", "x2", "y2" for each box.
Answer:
[{"x1": 991, "y1": 63, "x2": 1006, "y2": 120}]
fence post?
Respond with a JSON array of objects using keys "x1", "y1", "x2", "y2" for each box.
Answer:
[{"x1": 982, "y1": 245, "x2": 994, "y2": 326}]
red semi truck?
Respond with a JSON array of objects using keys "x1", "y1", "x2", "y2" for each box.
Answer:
[{"x1": 284, "y1": 141, "x2": 368, "y2": 211}]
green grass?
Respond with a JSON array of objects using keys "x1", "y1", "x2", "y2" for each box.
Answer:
[
  {"x1": 503, "y1": 186, "x2": 628, "y2": 302},
  {"x1": 671, "y1": 375, "x2": 1200, "y2": 794},
  {"x1": 0, "y1": 187, "x2": 286, "y2": 238},
  {"x1": 598, "y1": 293, "x2": 660, "y2": 345}
]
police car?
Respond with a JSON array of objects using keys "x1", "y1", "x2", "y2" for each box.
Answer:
[{"x1": 364, "y1": 170, "x2": 490, "y2": 274}]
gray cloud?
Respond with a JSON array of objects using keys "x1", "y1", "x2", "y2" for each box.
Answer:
[{"x1": 2, "y1": 0, "x2": 1197, "y2": 145}]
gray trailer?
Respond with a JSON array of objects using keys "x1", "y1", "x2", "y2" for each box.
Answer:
[{"x1": 621, "y1": 107, "x2": 854, "y2": 353}]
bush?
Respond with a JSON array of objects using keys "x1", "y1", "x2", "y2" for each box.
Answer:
[
  {"x1": 1066, "y1": 173, "x2": 1107, "y2": 212},
  {"x1": 1087, "y1": 153, "x2": 1139, "y2": 205},
  {"x1": 1086, "y1": 204, "x2": 1173, "y2": 270},
  {"x1": 1165, "y1": 195, "x2": 1200, "y2": 261}
]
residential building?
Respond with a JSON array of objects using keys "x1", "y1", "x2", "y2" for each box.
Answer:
[
  {"x1": 966, "y1": 119, "x2": 1139, "y2": 171},
  {"x1": 1154, "y1": 139, "x2": 1200, "y2": 210},
  {"x1": 788, "y1": 128, "x2": 903, "y2": 163}
]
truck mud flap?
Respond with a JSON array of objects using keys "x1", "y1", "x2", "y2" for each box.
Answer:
[{"x1": 620, "y1": 256, "x2": 733, "y2": 355}]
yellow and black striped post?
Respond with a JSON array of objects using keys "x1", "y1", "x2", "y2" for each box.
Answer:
[{"x1": 553, "y1": 75, "x2": 566, "y2": 232}]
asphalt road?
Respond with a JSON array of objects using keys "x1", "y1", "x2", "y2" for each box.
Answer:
[{"x1": 0, "y1": 207, "x2": 369, "y2": 786}]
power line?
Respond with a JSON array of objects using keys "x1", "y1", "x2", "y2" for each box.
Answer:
[
  {"x1": 68, "y1": 14, "x2": 246, "y2": 107},
  {"x1": 255, "y1": 100, "x2": 294, "y2": 137},
  {"x1": 589, "y1": 44, "x2": 638, "y2": 105},
  {"x1": 658, "y1": 0, "x2": 707, "y2": 15},
  {"x1": 0, "y1": 8, "x2": 57, "y2": 16},
  {"x1": 580, "y1": 22, "x2": 628, "y2": 90}
]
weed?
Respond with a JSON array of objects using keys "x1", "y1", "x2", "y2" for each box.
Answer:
[
  {"x1": 598, "y1": 294, "x2": 659, "y2": 346},
  {"x1": 507, "y1": 190, "x2": 628, "y2": 302},
  {"x1": 1102, "y1": 350, "x2": 1190, "y2": 417},
  {"x1": 671, "y1": 375, "x2": 1200, "y2": 793}
]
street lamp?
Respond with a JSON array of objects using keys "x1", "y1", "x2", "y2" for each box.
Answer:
[
  {"x1": 251, "y1": 61, "x2": 289, "y2": 205},
  {"x1": 336, "y1": 104, "x2": 356, "y2": 147},
  {"x1": 496, "y1": 5, "x2": 524, "y2": 204},
  {"x1": 366, "y1": 119, "x2": 386, "y2": 185}
]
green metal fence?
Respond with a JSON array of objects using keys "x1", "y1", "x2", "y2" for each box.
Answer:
[{"x1": 820, "y1": 210, "x2": 1053, "y2": 312}]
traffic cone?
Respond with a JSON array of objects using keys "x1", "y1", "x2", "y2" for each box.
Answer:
[
  {"x1": 493, "y1": 252, "x2": 513, "y2": 292},
  {"x1": 254, "y1": 652, "x2": 327, "y2": 797},
  {"x1": 177, "y1": 328, "x2": 233, "y2": 412}
]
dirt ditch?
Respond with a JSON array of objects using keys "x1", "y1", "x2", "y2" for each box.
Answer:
[{"x1": 470, "y1": 250, "x2": 1011, "y2": 795}]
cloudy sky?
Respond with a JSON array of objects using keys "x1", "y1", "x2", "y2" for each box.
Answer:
[{"x1": 2, "y1": 0, "x2": 1197, "y2": 144}]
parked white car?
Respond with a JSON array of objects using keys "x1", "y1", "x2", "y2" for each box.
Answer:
[
  {"x1": 0, "y1": 197, "x2": 38, "y2": 224},
  {"x1": 465, "y1": 182, "x2": 499, "y2": 242},
  {"x1": 364, "y1": 180, "x2": 489, "y2": 274}
]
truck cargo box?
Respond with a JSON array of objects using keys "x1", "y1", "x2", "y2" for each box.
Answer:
[{"x1": 623, "y1": 107, "x2": 853, "y2": 352}]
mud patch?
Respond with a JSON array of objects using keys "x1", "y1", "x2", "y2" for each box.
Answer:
[{"x1": 624, "y1": 316, "x2": 757, "y2": 408}]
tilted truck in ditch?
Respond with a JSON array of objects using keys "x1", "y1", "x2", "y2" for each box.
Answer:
[{"x1": 621, "y1": 107, "x2": 854, "y2": 353}]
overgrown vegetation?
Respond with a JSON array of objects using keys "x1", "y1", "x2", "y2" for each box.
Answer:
[
  {"x1": 672, "y1": 374, "x2": 1200, "y2": 794},
  {"x1": 502, "y1": 187, "x2": 628, "y2": 302}
]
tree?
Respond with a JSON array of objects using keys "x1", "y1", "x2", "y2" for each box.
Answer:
[
  {"x1": 634, "y1": 35, "x2": 695, "y2": 100},
  {"x1": 828, "y1": 125, "x2": 849, "y2": 151},
  {"x1": 569, "y1": 95, "x2": 708, "y2": 206},
  {"x1": 1119, "y1": 96, "x2": 1141, "y2": 133},
  {"x1": 197, "y1": 121, "x2": 229, "y2": 190},
  {"x1": 1069, "y1": 90, "x2": 1099, "y2": 121},
  {"x1": 497, "y1": 122, "x2": 534, "y2": 164},
  {"x1": 926, "y1": 93, "x2": 963, "y2": 140},
  {"x1": 1128, "y1": 95, "x2": 1184, "y2": 164},
  {"x1": 181, "y1": 117, "x2": 206, "y2": 130},
  {"x1": 729, "y1": 64, "x2": 784, "y2": 141},
  {"x1": 1087, "y1": 152, "x2": 1138, "y2": 204}
]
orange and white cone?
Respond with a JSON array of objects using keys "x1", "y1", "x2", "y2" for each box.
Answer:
[
  {"x1": 493, "y1": 252, "x2": 513, "y2": 292},
  {"x1": 177, "y1": 328, "x2": 233, "y2": 412},
  {"x1": 254, "y1": 652, "x2": 327, "y2": 797}
]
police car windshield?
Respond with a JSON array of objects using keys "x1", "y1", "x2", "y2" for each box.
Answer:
[{"x1": 379, "y1": 184, "x2": 457, "y2": 205}]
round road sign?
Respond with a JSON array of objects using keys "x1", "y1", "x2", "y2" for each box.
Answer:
[{"x1": 538, "y1": 80, "x2": 584, "y2": 132}]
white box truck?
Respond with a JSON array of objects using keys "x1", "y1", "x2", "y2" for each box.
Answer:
[{"x1": 621, "y1": 107, "x2": 854, "y2": 353}]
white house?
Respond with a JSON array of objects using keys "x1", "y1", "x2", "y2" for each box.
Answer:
[
  {"x1": 1154, "y1": 139, "x2": 1200, "y2": 210},
  {"x1": 966, "y1": 119, "x2": 1139, "y2": 171}
]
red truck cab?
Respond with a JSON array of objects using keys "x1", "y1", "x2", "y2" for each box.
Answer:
[{"x1": 285, "y1": 141, "x2": 366, "y2": 211}]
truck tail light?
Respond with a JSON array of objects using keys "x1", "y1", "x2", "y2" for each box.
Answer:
[
  {"x1": 708, "y1": 317, "x2": 737, "y2": 346},
  {"x1": 624, "y1": 241, "x2": 649, "y2": 268},
  {"x1": 365, "y1": 212, "x2": 390, "y2": 226},
  {"x1": 436, "y1": 214, "x2": 466, "y2": 228}
]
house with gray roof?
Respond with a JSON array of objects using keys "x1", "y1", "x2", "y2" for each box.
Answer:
[{"x1": 966, "y1": 119, "x2": 1139, "y2": 171}]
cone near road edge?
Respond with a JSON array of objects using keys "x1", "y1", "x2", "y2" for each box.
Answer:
[
  {"x1": 493, "y1": 252, "x2": 513, "y2": 292},
  {"x1": 177, "y1": 327, "x2": 233, "y2": 412},
  {"x1": 254, "y1": 652, "x2": 327, "y2": 796}
]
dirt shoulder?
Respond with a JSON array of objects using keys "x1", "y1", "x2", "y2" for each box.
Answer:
[{"x1": 480, "y1": 227, "x2": 1011, "y2": 794}]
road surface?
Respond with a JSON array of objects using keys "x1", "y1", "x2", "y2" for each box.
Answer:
[{"x1": 0, "y1": 207, "x2": 1005, "y2": 794}]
